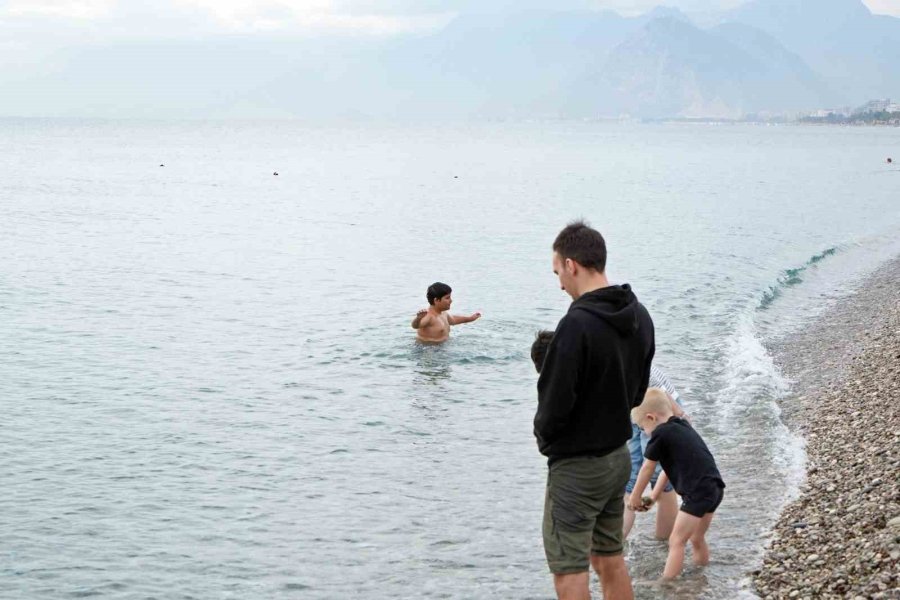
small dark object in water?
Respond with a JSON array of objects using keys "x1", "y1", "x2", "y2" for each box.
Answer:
[
  {"x1": 274, "y1": 171, "x2": 279, "y2": 176},
  {"x1": 454, "y1": 175, "x2": 458, "y2": 178},
  {"x1": 159, "y1": 164, "x2": 164, "y2": 167},
  {"x1": 888, "y1": 157, "x2": 893, "y2": 164}
]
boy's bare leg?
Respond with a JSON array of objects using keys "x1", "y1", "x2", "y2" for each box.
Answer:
[
  {"x1": 690, "y1": 512, "x2": 715, "y2": 566},
  {"x1": 590, "y1": 554, "x2": 634, "y2": 600},
  {"x1": 663, "y1": 512, "x2": 702, "y2": 579},
  {"x1": 654, "y1": 491, "x2": 678, "y2": 540},
  {"x1": 622, "y1": 504, "x2": 636, "y2": 539},
  {"x1": 552, "y1": 572, "x2": 590, "y2": 600}
]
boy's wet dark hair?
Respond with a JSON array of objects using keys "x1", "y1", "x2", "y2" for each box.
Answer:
[
  {"x1": 530, "y1": 330, "x2": 555, "y2": 373},
  {"x1": 426, "y1": 282, "x2": 452, "y2": 305},
  {"x1": 552, "y1": 220, "x2": 607, "y2": 272}
]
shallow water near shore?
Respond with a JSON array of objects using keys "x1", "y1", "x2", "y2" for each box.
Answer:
[{"x1": 2, "y1": 120, "x2": 900, "y2": 599}]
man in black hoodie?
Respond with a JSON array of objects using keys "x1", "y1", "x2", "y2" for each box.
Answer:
[{"x1": 536, "y1": 221, "x2": 654, "y2": 600}]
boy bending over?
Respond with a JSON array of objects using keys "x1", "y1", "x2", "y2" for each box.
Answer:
[
  {"x1": 623, "y1": 365, "x2": 686, "y2": 541},
  {"x1": 628, "y1": 388, "x2": 725, "y2": 580}
]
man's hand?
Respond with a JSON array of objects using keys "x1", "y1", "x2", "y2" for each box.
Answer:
[{"x1": 470, "y1": 312, "x2": 482, "y2": 321}]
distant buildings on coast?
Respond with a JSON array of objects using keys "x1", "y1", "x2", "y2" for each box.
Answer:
[
  {"x1": 730, "y1": 99, "x2": 900, "y2": 125},
  {"x1": 805, "y1": 99, "x2": 897, "y2": 118},
  {"x1": 797, "y1": 98, "x2": 900, "y2": 125},
  {"x1": 655, "y1": 98, "x2": 900, "y2": 126},
  {"x1": 854, "y1": 98, "x2": 899, "y2": 114}
]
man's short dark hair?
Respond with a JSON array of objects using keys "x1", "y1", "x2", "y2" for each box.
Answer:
[
  {"x1": 530, "y1": 330, "x2": 555, "y2": 373},
  {"x1": 552, "y1": 220, "x2": 607, "y2": 272},
  {"x1": 426, "y1": 282, "x2": 452, "y2": 305}
]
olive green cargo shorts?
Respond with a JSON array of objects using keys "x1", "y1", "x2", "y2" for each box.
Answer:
[{"x1": 542, "y1": 445, "x2": 631, "y2": 574}]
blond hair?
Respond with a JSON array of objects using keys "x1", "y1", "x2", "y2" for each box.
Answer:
[{"x1": 631, "y1": 387, "x2": 674, "y2": 425}]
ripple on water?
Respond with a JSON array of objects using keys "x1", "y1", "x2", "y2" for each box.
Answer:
[{"x1": 4, "y1": 121, "x2": 900, "y2": 600}]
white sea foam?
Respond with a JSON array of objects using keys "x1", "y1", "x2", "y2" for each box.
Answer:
[
  {"x1": 722, "y1": 312, "x2": 789, "y2": 402},
  {"x1": 719, "y1": 309, "x2": 806, "y2": 500}
]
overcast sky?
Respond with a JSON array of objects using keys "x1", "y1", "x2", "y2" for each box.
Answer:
[{"x1": 1, "y1": 0, "x2": 898, "y2": 41}]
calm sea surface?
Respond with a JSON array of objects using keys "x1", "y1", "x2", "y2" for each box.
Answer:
[{"x1": 2, "y1": 120, "x2": 899, "y2": 599}]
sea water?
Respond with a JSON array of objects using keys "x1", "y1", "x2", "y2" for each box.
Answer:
[{"x1": 2, "y1": 119, "x2": 899, "y2": 599}]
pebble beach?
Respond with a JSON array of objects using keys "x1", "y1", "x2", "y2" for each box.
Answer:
[{"x1": 753, "y1": 258, "x2": 900, "y2": 599}]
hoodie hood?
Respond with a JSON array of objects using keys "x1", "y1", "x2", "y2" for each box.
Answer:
[
  {"x1": 534, "y1": 282, "x2": 655, "y2": 462},
  {"x1": 570, "y1": 284, "x2": 641, "y2": 336}
]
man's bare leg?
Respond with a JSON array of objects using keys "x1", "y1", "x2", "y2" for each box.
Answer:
[
  {"x1": 590, "y1": 554, "x2": 634, "y2": 600},
  {"x1": 553, "y1": 571, "x2": 590, "y2": 600},
  {"x1": 654, "y1": 491, "x2": 678, "y2": 540}
]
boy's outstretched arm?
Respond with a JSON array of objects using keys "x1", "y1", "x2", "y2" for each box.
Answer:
[
  {"x1": 628, "y1": 459, "x2": 658, "y2": 511},
  {"x1": 412, "y1": 309, "x2": 431, "y2": 329},
  {"x1": 448, "y1": 312, "x2": 482, "y2": 325}
]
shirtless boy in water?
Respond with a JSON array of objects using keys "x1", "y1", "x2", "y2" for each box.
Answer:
[{"x1": 411, "y1": 282, "x2": 481, "y2": 343}]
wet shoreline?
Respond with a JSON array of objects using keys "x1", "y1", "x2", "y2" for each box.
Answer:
[{"x1": 753, "y1": 257, "x2": 900, "y2": 598}]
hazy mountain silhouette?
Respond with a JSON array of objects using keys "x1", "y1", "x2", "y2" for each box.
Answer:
[
  {"x1": 249, "y1": 7, "x2": 845, "y2": 119},
  {"x1": 254, "y1": 10, "x2": 650, "y2": 119},
  {"x1": 583, "y1": 17, "x2": 836, "y2": 118},
  {"x1": 1, "y1": 1, "x2": 896, "y2": 119},
  {"x1": 725, "y1": 0, "x2": 900, "y2": 102}
]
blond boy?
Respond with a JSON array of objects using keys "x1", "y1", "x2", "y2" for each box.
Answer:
[{"x1": 628, "y1": 388, "x2": 725, "y2": 580}]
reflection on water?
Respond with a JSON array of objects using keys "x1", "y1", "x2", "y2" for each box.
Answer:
[
  {"x1": 410, "y1": 342, "x2": 454, "y2": 418},
  {"x1": 631, "y1": 572, "x2": 708, "y2": 594},
  {"x1": 411, "y1": 341, "x2": 453, "y2": 386},
  {"x1": 3, "y1": 120, "x2": 900, "y2": 600}
]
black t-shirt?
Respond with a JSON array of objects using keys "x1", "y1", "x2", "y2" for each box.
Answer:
[{"x1": 644, "y1": 417, "x2": 725, "y2": 498}]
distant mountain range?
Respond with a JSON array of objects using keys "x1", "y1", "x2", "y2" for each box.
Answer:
[
  {"x1": 584, "y1": 16, "x2": 836, "y2": 118},
  {"x1": 2, "y1": 0, "x2": 898, "y2": 119},
  {"x1": 726, "y1": 0, "x2": 900, "y2": 104}
]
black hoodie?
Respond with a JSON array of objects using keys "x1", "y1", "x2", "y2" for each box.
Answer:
[{"x1": 534, "y1": 284, "x2": 655, "y2": 464}]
